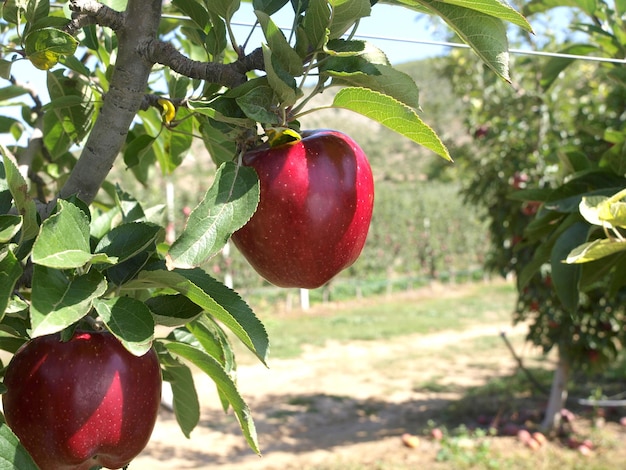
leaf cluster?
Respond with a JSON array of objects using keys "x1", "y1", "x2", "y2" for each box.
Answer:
[
  {"x1": 0, "y1": 0, "x2": 531, "y2": 461},
  {"x1": 445, "y1": 0, "x2": 626, "y2": 370},
  {"x1": 0, "y1": 150, "x2": 266, "y2": 453}
]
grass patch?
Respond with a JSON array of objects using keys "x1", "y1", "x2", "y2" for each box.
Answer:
[
  {"x1": 247, "y1": 281, "x2": 516, "y2": 360},
  {"x1": 416, "y1": 377, "x2": 458, "y2": 394}
]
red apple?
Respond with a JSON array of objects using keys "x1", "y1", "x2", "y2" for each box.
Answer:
[
  {"x1": 430, "y1": 427, "x2": 444, "y2": 441},
  {"x1": 232, "y1": 129, "x2": 374, "y2": 288},
  {"x1": 2, "y1": 330, "x2": 162, "y2": 470}
]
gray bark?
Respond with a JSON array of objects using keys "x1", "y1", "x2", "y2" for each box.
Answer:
[
  {"x1": 59, "y1": 0, "x2": 162, "y2": 204},
  {"x1": 541, "y1": 347, "x2": 570, "y2": 431}
]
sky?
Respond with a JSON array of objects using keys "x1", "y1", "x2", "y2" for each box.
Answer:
[
  {"x1": 230, "y1": 2, "x2": 449, "y2": 65},
  {"x1": 0, "y1": 2, "x2": 451, "y2": 146},
  {"x1": 4, "y1": 3, "x2": 448, "y2": 103}
]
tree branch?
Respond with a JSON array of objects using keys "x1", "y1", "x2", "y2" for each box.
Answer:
[
  {"x1": 59, "y1": 0, "x2": 162, "y2": 204},
  {"x1": 138, "y1": 39, "x2": 265, "y2": 89},
  {"x1": 66, "y1": 0, "x2": 125, "y2": 35}
]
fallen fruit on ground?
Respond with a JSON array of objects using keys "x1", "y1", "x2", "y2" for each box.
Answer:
[
  {"x1": 2, "y1": 330, "x2": 162, "y2": 470},
  {"x1": 517, "y1": 429, "x2": 531, "y2": 444},
  {"x1": 401, "y1": 433, "x2": 421, "y2": 448},
  {"x1": 431, "y1": 428, "x2": 444, "y2": 441},
  {"x1": 232, "y1": 129, "x2": 374, "y2": 289},
  {"x1": 532, "y1": 431, "x2": 547, "y2": 446}
]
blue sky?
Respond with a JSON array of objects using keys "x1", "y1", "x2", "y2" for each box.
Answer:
[
  {"x1": 232, "y1": 3, "x2": 448, "y2": 65},
  {"x1": 1, "y1": 4, "x2": 449, "y2": 146},
  {"x1": 1, "y1": 3, "x2": 450, "y2": 131}
]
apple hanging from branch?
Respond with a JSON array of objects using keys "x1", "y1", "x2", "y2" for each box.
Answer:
[
  {"x1": 232, "y1": 129, "x2": 375, "y2": 289},
  {"x1": 2, "y1": 331, "x2": 162, "y2": 470}
]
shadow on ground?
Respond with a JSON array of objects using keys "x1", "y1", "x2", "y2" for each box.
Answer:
[{"x1": 142, "y1": 392, "x2": 451, "y2": 466}]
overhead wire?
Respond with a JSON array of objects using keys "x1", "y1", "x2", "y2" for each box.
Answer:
[
  {"x1": 349, "y1": 32, "x2": 626, "y2": 64},
  {"x1": 45, "y1": 4, "x2": 626, "y2": 64},
  {"x1": 229, "y1": 19, "x2": 626, "y2": 64}
]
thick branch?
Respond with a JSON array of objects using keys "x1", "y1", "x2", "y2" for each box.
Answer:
[
  {"x1": 138, "y1": 39, "x2": 265, "y2": 89},
  {"x1": 59, "y1": 0, "x2": 162, "y2": 204},
  {"x1": 66, "y1": 0, "x2": 125, "y2": 35}
]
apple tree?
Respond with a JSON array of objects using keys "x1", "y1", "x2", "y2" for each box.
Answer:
[
  {"x1": 0, "y1": 0, "x2": 530, "y2": 466},
  {"x1": 445, "y1": 0, "x2": 626, "y2": 430}
]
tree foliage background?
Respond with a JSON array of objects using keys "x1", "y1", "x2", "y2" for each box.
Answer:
[
  {"x1": 443, "y1": 0, "x2": 626, "y2": 429},
  {"x1": 0, "y1": 0, "x2": 532, "y2": 463}
]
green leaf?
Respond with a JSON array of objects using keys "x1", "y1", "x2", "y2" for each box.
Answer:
[
  {"x1": 90, "y1": 207, "x2": 121, "y2": 240},
  {"x1": 328, "y1": 0, "x2": 372, "y2": 39},
  {"x1": 25, "y1": 0, "x2": 50, "y2": 25},
  {"x1": 155, "y1": 108, "x2": 194, "y2": 175},
  {"x1": 332, "y1": 87, "x2": 451, "y2": 160},
  {"x1": 0, "y1": 60, "x2": 13, "y2": 80},
  {"x1": 94, "y1": 297, "x2": 155, "y2": 356},
  {"x1": 167, "y1": 162, "x2": 259, "y2": 269},
  {"x1": 0, "y1": 248, "x2": 22, "y2": 319},
  {"x1": 112, "y1": 186, "x2": 147, "y2": 223},
  {"x1": 43, "y1": 71, "x2": 95, "y2": 159},
  {"x1": 324, "y1": 55, "x2": 421, "y2": 109},
  {"x1": 427, "y1": 0, "x2": 532, "y2": 31},
  {"x1": 123, "y1": 265, "x2": 270, "y2": 365},
  {"x1": 31, "y1": 200, "x2": 97, "y2": 269},
  {"x1": 0, "y1": 422, "x2": 40, "y2": 469},
  {"x1": 523, "y1": 0, "x2": 597, "y2": 16},
  {"x1": 253, "y1": 0, "x2": 288, "y2": 15},
  {"x1": 550, "y1": 222, "x2": 588, "y2": 313},
  {"x1": 540, "y1": 44, "x2": 599, "y2": 90},
  {"x1": 1, "y1": 151, "x2": 38, "y2": 242},
  {"x1": 567, "y1": 238, "x2": 626, "y2": 264},
  {"x1": 262, "y1": 44, "x2": 300, "y2": 107},
  {"x1": 301, "y1": 0, "x2": 331, "y2": 51},
  {"x1": 158, "y1": 345, "x2": 200, "y2": 438},
  {"x1": 123, "y1": 133, "x2": 156, "y2": 172},
  {"x1": 0, "y1": 85, "x2": 29, "y2": 101},
  {"x1": 386, "y1": 0, "x2": 513, "y2": 81},
  {"x1": 146, "y1": 294, "x2": 204, "y2": 327},
  {"x1": 187, "y1": 317, "x2": 235, "y2": 371},
  {"x1": 188, "y1": 98, "x2": 253, "y2": 127},
  {"x1": 203, "y1": 0, "x2": 240, "y2": 21},
  {"x1": 24, "y1": 27, "x2": 78, "y2": 70},
  {"x1": 198, "y1": 118, "x2": 238, "y2": 165},
  {"x1": 105, "y1": 251, "x2": 154, "y2": 287},
  {"x1": 95, "y1": 222, "x2": 162, "y2": 264},
  {"x1": 579, "y1": 195, "x2": 611, "y2": 227},
  {"x1": 0, "y1": 335, "x2": 27, "y2": 354},
  {"x1": 256, "y1": 10, "x2": 303, "y2": 76},
  {"x1": 235, "y1": 85, "x2": 281, "y2": 124},
  {"x1": 172, "y1": 0, "x2": 210, "y2": 29},
  {"x1": 0, "y1": 215, "x2": 22, "y2": 243},
  {"x1": 579, "y1": 190, "x2": 626, "y2": 229},
  {"x1": 30, "y1": 266, "x2": 108, "y2": 337},
  {"x1": 165, "y1": 341, "x2": 260, "y2": 454},
  {"x1": 426, "y1": 0, "x2": 511, "y2": 81}
]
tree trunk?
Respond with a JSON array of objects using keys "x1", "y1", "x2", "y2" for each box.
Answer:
[
  {"x1": 59, "y1": 0, "x2": 162, "y2": 204},
  {"x1": 541, "y1": 346, "x2": 570, "y2": 431}
]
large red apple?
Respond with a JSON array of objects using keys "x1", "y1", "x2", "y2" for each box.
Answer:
[
  {"x1": 2, "y1": 330, "x2": 162, "y2": 470},
  {"x1": 232, "y1": 129, "x2": 374, "y2": 288}
]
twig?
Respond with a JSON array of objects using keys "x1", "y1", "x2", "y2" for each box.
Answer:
[{"x1": 500, "y1": 330, "x2": 549, "y2": 395}]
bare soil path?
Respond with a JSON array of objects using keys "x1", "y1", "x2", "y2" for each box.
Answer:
[{"x1": 132, "y1": 306, "x2": 533, "y2": 470}]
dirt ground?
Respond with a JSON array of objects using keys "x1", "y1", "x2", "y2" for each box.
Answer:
[
  {"x1": 131, "y1": 302, "x2": 551, "y2": 470},
  {"x1": 130, "y1": 284, "x2": 626, "y2": 470}
]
